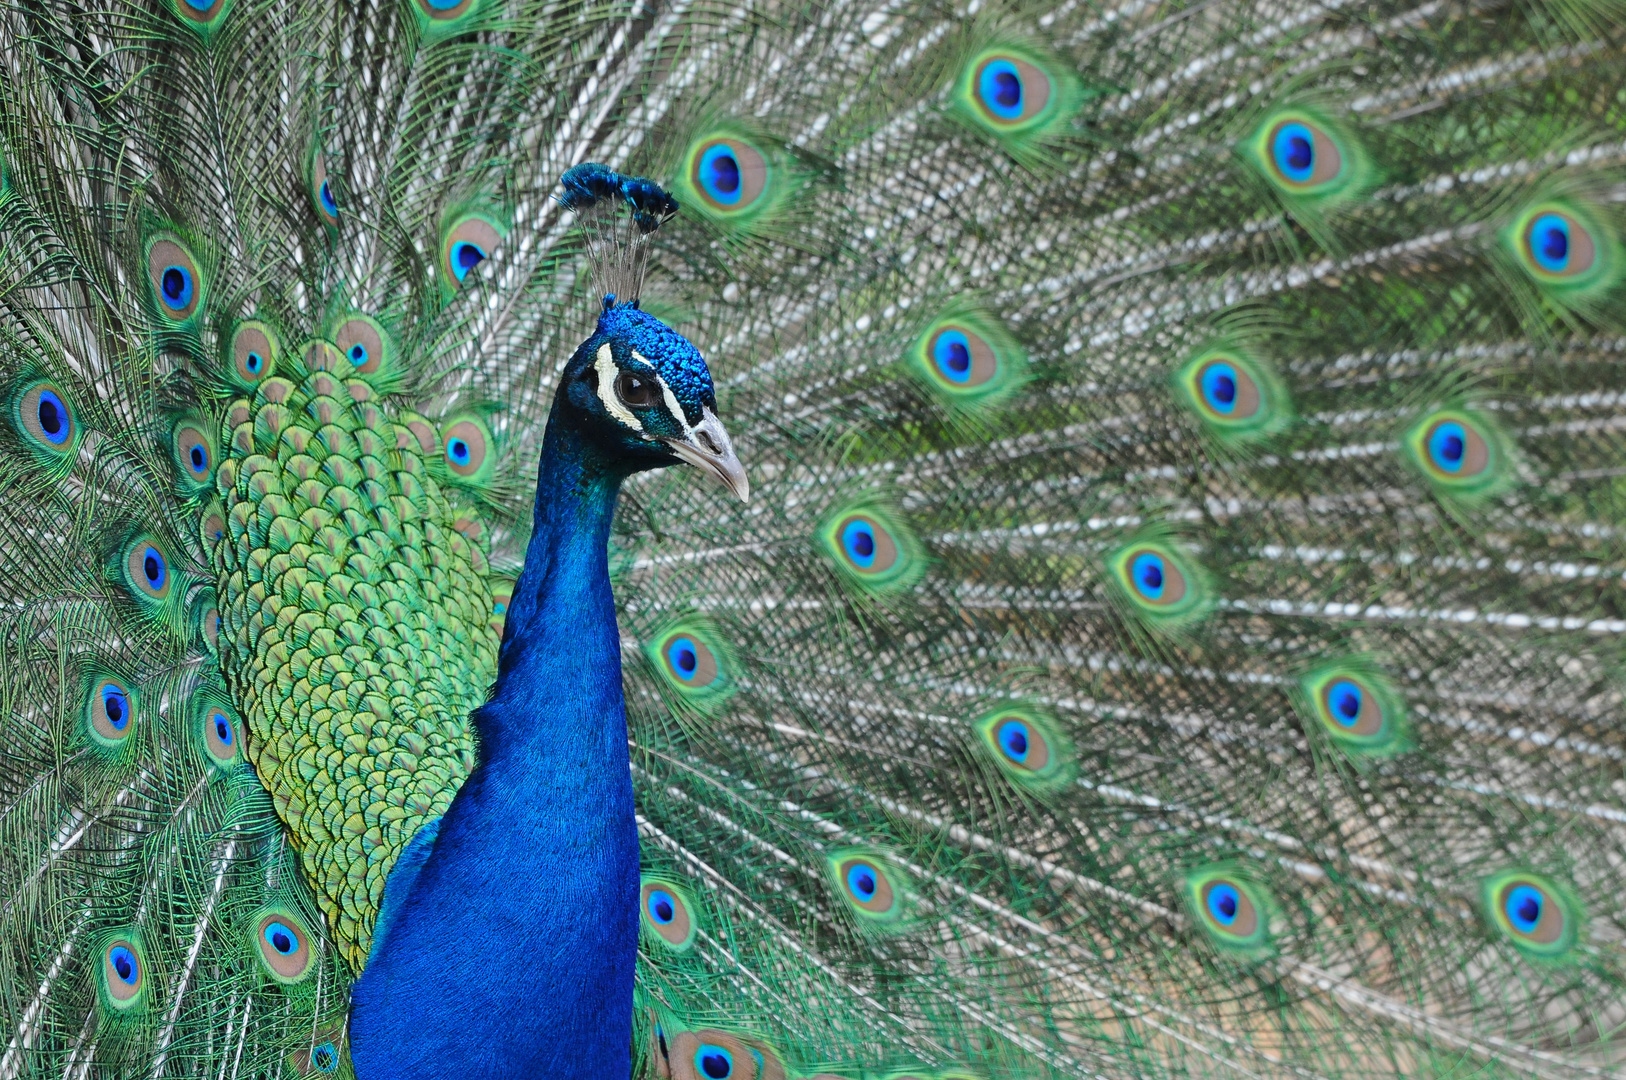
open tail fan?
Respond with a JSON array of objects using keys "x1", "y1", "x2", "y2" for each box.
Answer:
[{"x1": 1, "y1": 0, "x2": 1623, "y2": 1077}]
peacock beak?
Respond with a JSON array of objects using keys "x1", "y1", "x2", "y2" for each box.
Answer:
[{"x1": 662, "y1": 406, "x2": 749, "y2": 503}]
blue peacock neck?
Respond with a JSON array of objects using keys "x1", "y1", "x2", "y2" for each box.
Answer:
[{"x1": 349, "y1": 404, "x2": 641, "y2": 1078}]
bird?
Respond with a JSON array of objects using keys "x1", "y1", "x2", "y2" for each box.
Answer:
[{"x1": 0, "y1": 0, "x2": 1622, "y2": 1076}]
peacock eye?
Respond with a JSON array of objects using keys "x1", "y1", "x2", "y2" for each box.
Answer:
[{"x1": 615, "y1": 371, "x2": 659, "y2": 409}]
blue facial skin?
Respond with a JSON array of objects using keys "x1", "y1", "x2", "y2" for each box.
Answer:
[{"x1": 351, "y1": 306, "x2": 718, "y2": 1077}]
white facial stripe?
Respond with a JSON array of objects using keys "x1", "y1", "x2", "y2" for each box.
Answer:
[
  {"x1": 658, "y1": 378, "x2": 692, "y2": 436},
  {"x1": 594, "y1": 343, "x2": 642, "y2": 432}
]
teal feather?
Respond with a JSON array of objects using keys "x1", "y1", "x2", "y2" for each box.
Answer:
[{"x1": 1, "y1": 0, "x2": 1624, "y2": 1077}]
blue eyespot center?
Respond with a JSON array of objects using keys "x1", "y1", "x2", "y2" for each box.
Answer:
[
  {"x1": 448, "y1": 439, "x2": 470, "y2": 466},
  {"x1": 1206, "y1": 883, "x2": 1240, "y2": 926},
  {"x1": 245, "y1": 351, "x2": 263, "y2": 373},
  {"x1": 1428, "y1": 421, "x2": 1467, "y2": 472},
  {"x1": 103, "y1": 686, "x2": 129, "y2": 730},
  {"x1": 36, "y1": 391, "x2": 68, "y2": 442},
  {"x1": 932, "y1": 329, "x2": 973, "y2": 383},
  {"x1": 264, "y1": 921, "x2": 299, "y2": 955},
  {"x1": 143, "y1": 547, "x2": 166, "y2": 590},
  {"x1": 1327, "y1": 680, "x2": 1362, "y2": 727},
  {"x1": 977, "y1": 59, "x2": 1024, "y2": 120},
  {"x1": 1271, "y1": 122, "x2": 1315, "y2": 183},
  {"x1": 1506, "y1": 884, "x2": 1543, "y2": 933},
  {"x1": 847, "y1": 863, "x2": 878, "y2": 901},
  {"x1": 699, "y1": 145, "x2": 743, "y2": 205},
  {"x1": 997, "y1": 719, "x2": 1030, "y2": 762},
  {"x1": 451, "y1": 241, "x2": 488, "y2": 280},
  {"x1": 1530, "y1": 214, "x2": 1569, "y2": 272},
  {"x1": 160, "y1": 266, "x2": 194, "y2": 310},
  {"x1": 1132, "y1": 552, "x2": 1164, "y2": 598},
  {"x1": 189, "y1": 445, "x2": 207, "y2": 472},
  {"x1": 667, "y1": 637, "x2": 700, "y2": 680},
  {"x1": 647, "y1": 889, "x2": 677, "y2": 924},
  {"x1": 109, "y1": 945, "x2": 138, "y2": 984},
  {"x1": 311, "y1": 1043, "x2": 338, "y2": 1073},
  {"x1": 696, "y1": 1046, "x2": 734, "y2": 1080},
  {"x1": 213, "y1": 713, "x2": 233, "y2": 745},
  {"x1": 348, "y1": 344, "x2": 367, "y2": 366},
  {"x1": 1200, "y1": 363, "x2": 1238, "y2": 412},
  {"x1": 841, "y1": 519, "x2": 877, "y2": 567},
  {"x1": 319, "y1": 180, "x2": 337, "y2": 217}
]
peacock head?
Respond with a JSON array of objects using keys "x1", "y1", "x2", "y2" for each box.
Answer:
[
  {"x1": 558, "y1": 302, "x2": 748, "y2": 501},
  {"x1": 556, "y1": 163, "x2": 748, "y2": 502}
]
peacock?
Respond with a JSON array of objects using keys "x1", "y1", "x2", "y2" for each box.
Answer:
[{"x1": 0, "y1": 0, "x2": 1623, "y2": 1074}]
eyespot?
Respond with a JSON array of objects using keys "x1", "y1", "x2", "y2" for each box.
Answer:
[
  {"x1": 927, "y1": 325, "x2": 997, "y2": 388},
  {"x1": 1173, "y1": 348, "x2": 1289, "y2": 444},
  {"x1": 485, "y1": 575, "x2": 514, "y2": 637},
  {"x1": 415, "y1": 0, "x2": 476, "y2": 20},
  {"x1": 662, "y1": 1031, "x2": 780, "y2": 1080},
  {"x1": 229, "y1": 321, "x2": 278, "y2": 385},
  {"x1": 614, "y1": 370, "x2": 660, "y2": 409},
  {"x1": 647, "y1": 621, "x2": 734, "y2": 710},
  {"x1": 1405, "y1": 409, "x2": 1507, "y2": 496},
  {"x1": 1296, "y1": 663, "x2": 1408, "y2": 756},
  {"x1": 441, "y1": 418, "x2": 493, "y2": 482},
  {"x1": 840, "y1": 515, "x2": 893, "y2": 573},
  {"x1": 310, "y1": 1042, "x2": 339, "y2": 1073},
  {"x1": 172, "y1": 422, "x2": 214, "y2": 489},
  {"x1": 694, "y1": 1045, "x2": 734, "y2": 1080},
  {"x1": 123, "y1": 535, "x2": 174, "y2": 602},
  {"x1": 687, "y1": 136, "x2": 770, "y2": 215},
  {"x1": 101, "y1": 937, "x2": 146, "y2": 1008},
  {"x1": 1268, "y1": 119, "x2": 1343, "y2": 190},
  {"x1": 333, "y1": 316, "x2": 387, "y2": 376},
  {"x1": 975, "y1": 708, "x2": 1073, "y2": 792},
  {"x1": 86, "y1": 675, "x2": 137, "y2": 749},
  {"x1": 199, "y1": 604, "x2": 222, "y2": 654},
  {"x1": 201, "y1": 505, "x2": 227, "y2": 553},
  {"x1": 253, "y1": 908, "x2": 315, "y2": 983},
  {"x1": 200, "y1": 696, "x2": 240, "y2": 767},
  {"x1": 839, "y1": 857, "x2": 895, "y2": 913},
  {"x1": 1482, "y1": 871, "x2": 1579, "y2": 959},
  {"x1": 1126, "y1": 549, "x2": 1185, "y2": 606},
  {"x1": 829, "y1": 849, "x2": 906, "y2": 928},
  {"x1": 971, "y1": 53, "x2": 1054, "y2": 128},
  {"x1": 147, "y1": 238, "x2": 204, "y2": 321},
  {"x1": 15, "y1": 380, "x2": 78, "y2": 456},
  {"x1": 819, "y1": 505, "x2": 921, "y2": 594},
  {"x1": 1184, "y1": 866, "x2": 1272, "y2": 953},
  {"x1": 1108, "y1": 539, "x2": 1208, "y2": 628},
  {"x1": 441, "y1": 215, "x2": 502, "y2": 286},
  {"x1": 310, "y1": 153, "x2": 338, "y2": 228},
  {"x1": 910, "y1": 312, "x2": 1025, "y2": 409},
  {"x1": 639, "y1": 878, "x2": 697, "y2": 950},
  {"x1": 1522, "y1": 209, "x2": 1596, "y2": 279}
]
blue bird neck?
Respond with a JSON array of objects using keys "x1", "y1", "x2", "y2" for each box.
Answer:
[{"x1": 350, "y1": 407, "x2": 643, "y2": 1078}]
